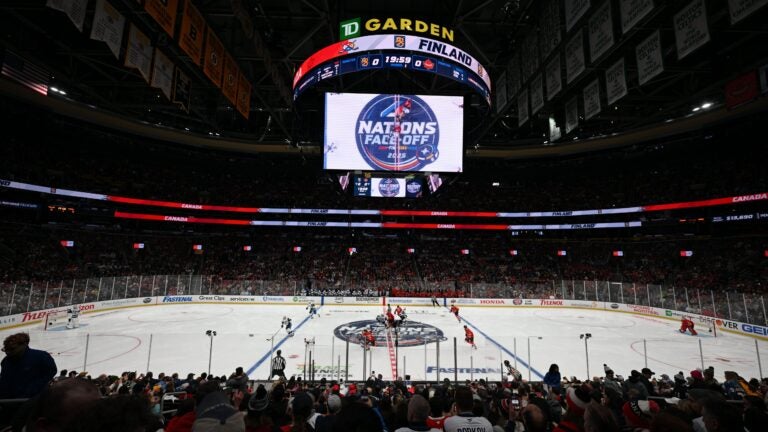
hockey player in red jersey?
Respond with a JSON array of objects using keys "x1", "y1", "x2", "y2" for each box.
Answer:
[
  {"x1": 386, "y1": 310, "x2": 396, "y2": 328},
  {"x1": 450, "y1": 304, "x2": 461, "y2": 322},
  {"x1": 394, "y1": 305, "x2": 404, "y2": 316},
  {"x1": 361, "y1": 327, "x2": 376, "y2": 349},
  {"x1": 680, "y1": 317, "x2": 698, "y2": 335},
  {"x1": 464, "y1": 325, "x2": 477, "y2": 349}
]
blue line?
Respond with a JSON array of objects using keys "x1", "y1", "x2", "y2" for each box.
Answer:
[
  {"x1": 454, "y1": 308, "x2": 545, "y2": 380},
  {"x1": 246, "y1": 307, "x2": 321, "y2": 377}
]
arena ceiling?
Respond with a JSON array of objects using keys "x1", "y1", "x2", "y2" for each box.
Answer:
[{"x1": 1, "y1": 0, "x2": 767, "y2": 158}]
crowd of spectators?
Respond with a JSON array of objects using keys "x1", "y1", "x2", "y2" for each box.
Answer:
[{"x1": 2, "y1": 335, "x2": 768, "y2": 431}]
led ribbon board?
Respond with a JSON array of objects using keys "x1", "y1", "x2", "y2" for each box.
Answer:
[{"x1": 292, "y1": 34, "x2": 491, "y2": 105}]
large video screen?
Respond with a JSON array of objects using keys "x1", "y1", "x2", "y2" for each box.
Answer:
[{"x1": 324, "y1": 93, "x2": 464, "y2": 172}]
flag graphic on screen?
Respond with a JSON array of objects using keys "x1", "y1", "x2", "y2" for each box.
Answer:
[
  {"x1": 680, "y1": 250, "x2": 693, "y2": 257},
  {"x1": 293, "y1": 246, "x2": 302, "y2": 252},
  {"x1": 612, "y1": 250, "x2": 623, "y2": 257},
  {"x1": 242, "y1": 245, "x2": 252, "y2": 251},
  {"x1": 460, "y1": 249, "x2": 470, "y2": 255},
  {"x1": 509, "y1": 249, "x2": 519, "y2": 256},
  {"x1": 2, "y1": 51, "x2": 49, "y2": 95},
  {"x1": 133, "y1": 243, "x2": 145, "y2": 249},
  {"x1": 192, "y1": 244, "x2": 203, "y2": 250},
  {"x1": 557, "y1": 250, "x2": 567, "y2": 256},
  {"x1": 60, "y1": 240, "x2": 74, "y2": 247}
]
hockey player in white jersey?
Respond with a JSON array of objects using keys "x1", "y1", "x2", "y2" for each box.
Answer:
[
  {"x1": 281, "y1": 316, "x2": 294, "y2": 336},
  {"x1": 306, "y1": 301, "x2": 318, "y2": 319},
  {"x1": 66, "y1": 307, "x2": 80, "y2": 329}
]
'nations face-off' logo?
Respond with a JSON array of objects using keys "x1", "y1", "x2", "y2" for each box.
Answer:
[
  {"x1": 356, "y1": 94, "x2": 440, "y2": 171},
  {"x1": 334, "y1": 319, "x2": 446, "y2": 347}
]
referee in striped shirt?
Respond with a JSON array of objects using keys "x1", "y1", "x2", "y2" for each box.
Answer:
[{"x1": 270, "y1": 350, "x2": 286, "y2": 379}]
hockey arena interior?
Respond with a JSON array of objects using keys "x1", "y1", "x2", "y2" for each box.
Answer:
[{"x1": 0, "y1": 1, "x2": 767, "y2": 431}]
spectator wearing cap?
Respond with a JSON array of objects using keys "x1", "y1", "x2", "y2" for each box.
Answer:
[
  {"x1": 444, "y1": 387, "x2": 493, "y2": 432},
  {"x1": 0, "y1": 333, "x2": 57, "y2": 400},
  {"x1": 602, "y1": 365, "x2": 621, "y2": 396},
  {"x1": 246, "y1": 384, "x2": 275, "y2": 432},
  {"x1": 702, "y1": 399, "x2": 745, "y2": 432},
  {"x1": 553, "y1": 383, "x2": 592, "y2": 432},
  {"x1": 193, "y1": 385, "x2": 245, "y2": 432},
  {"x1": 622, "y1": 371, "x2": 648, "y2": 400},
  {"x1": 543, "y1": 365, "x2": 562, "y2": 392},
  {"x1": 314, "y1": 394, "x2": 341, "y2": 432},
  {"x1": 640, "y1": 368, "x2": 657, "y2": 397},
  {"x1": 394, "y1": 394, "x2": 440, "y2": 432},
  {"x1": 622, "y1": 399, "x2": 660, "y2": 429},
  {"x1": 282, "y1": 391, "x2": 318, "y2": 432}
]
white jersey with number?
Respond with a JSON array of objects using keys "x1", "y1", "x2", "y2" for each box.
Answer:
[{"x1": 443, "y1": 414, "x2": 493, "y2": 432}]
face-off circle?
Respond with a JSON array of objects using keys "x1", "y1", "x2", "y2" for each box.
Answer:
[
  {"x1": 355, "y1": 95, "x2": 440, "y2": 171},
  {"x1": 333, "y1": 319, "x2": 447, "y2": 347}
]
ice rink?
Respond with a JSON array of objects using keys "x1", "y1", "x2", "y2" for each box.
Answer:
[{"x1": 2, "y1": 303, "x2": 765, "y2": 382}]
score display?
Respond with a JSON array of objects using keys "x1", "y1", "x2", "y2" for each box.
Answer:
[
  {"x1": 324, "y1": 93, "x2": 464, "y2": 172},
  {"x1": 353, "y1": 177, "x2": 423, "y2": 198}
]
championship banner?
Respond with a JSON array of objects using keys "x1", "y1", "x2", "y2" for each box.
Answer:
[
  {"x1": 517, "y1": 88, "x2": 529, "y2": 127},
  {"x1": 728, "y1": 0, "x2": 768, "y2": 24},
  {"x1": 636, "y1": 30, "x2": 663, "y2": 85},
  {"x1": 565, "y1": 96, "x2": 579, "y2": 133},
  {"x1": 565, "y1": 30, "x2": 586, "y2": 84},
  {"x1": 292, "y1": 34, "x2": 491, "y2": 92},
  {"x1": 620, "y1": 0, "x2": 654, "y2": 34},
  {"x1": 508, "y1": 53, "x2": 521, "y2": 95},
  {"x1": 539, "y1": 0, "x2": 562, "y2": 60},
  {"x1": 530, "y1": 74, "x2": 544, "y2": 115},
  {"x1": 495, "y1": 72, "x2": 508, "y2": 113},
  {"x1": 150, "y1": 48, "x2": 174, "y2": 100},
  {"x1": 522, "y1": 32, "x2": 540, "y2": 81},
  {"x1": 46, "y1": 0, "x2": 88, "y2": 32},
  {"x1": 605, "y1": 57, "x2": 627, "y2": 105},
  {"x1": 588, "y1": 1, "x2": 614, "y2": 63},
  {"x1": 125, "y1": 24, "x2": 153, "y2": 83},
  {"x1": 90, "y1": 0, "x2": 126, "y2": 60},
  {"x1": 545, "y1": 55, "x2": 562, "y2": 100},
  {"x1": 203, "y1": 30, "x2": 224, "y2": 87},
  {"x1": 221, "y1": 53, "x2": 239, "y2": 106},
  {"x1": 564, "y1": 0, "x2": 591, "y2": 32},
  {"x1": 674, "y1": 0, "x2": 710, "y2": 60},
  {"x1": 583, "y1": 78, "x2": 601, "y2": 120},
  {"x1": 172, "y1": 68, "x2": 191, "y2": 112},
  {"x1": 178, "y1": 0, "x2": 206, "y2": 65},
  {"x1": 145, "y1": 0, "x2": 179, "y2": 38},
  {"x1": 724, "y1": 71, "x2": 758, "y2": 109},
  {"x1": 236, "y1": 74, "x2": 251, "y2": 119}
]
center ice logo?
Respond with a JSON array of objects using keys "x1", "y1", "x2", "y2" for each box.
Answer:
[
  {"x1": 355, "y1": 95, "x2": 440, "y2": 171},
  {"x1": 333, "y1": 319, "x2": 447, "y2": 347}
]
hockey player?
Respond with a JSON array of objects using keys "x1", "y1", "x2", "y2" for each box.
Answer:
[
  {"x1": 431, "y1": 295, "x2": 440, "y2": 307},
  {"x1": 450, "y1": 304, "x2": 461, "y2": 322},
  {"x1": 281, "y1": 316, "x2": 294, "y2": 336},
  {"x1": 503, "y1": 360, "x2": 522, "y2": 381},
  {"x1": 361, "y1": 327, "x2": 376, "y2": 350},
  {"x1": 394, "y1": 305, "x2": 404, "y2": 316},
  {"x1": 386, "y1": 310, "x2": 396, "y2": 328},
  {"x1": 307, "y1": 301, "x2": 318, "y2": 319},
  {"x1": 395, "y1": 306, "x2": 407, "y2": 321},
  {"x1": 66, "y1": 306, "x2": 80, "y2": 329},
  {"x1": 680, "y1": 317, "x2": 698, "y2": 335},
  {"x1": 463, "y1": 325, "x2": 477, "y2": 349}
]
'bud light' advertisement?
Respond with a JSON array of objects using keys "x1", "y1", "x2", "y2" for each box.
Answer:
[{"x1": 324, "y1": 93, "x2": 463, "y2": 172}]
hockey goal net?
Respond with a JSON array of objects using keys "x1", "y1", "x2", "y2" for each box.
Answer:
[
  {"x1": 43, "y1": 310, "x2": 70, "y2": 330},
  {"x1": 693, "y1": 316, "x2": 717, "y2": 337}
]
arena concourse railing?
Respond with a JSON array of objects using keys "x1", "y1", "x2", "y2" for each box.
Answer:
[{"x1": 1, "y1": 276, "x2": 766, "y2": 326}]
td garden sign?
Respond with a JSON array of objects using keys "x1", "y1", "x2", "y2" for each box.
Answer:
[{"x1": 341, "y1": 17, "x2": 455, "y2": 42}]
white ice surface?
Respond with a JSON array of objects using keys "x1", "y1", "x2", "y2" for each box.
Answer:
[{"x1": 3, "y1": 304, "x2": 765, "y2": 382}]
